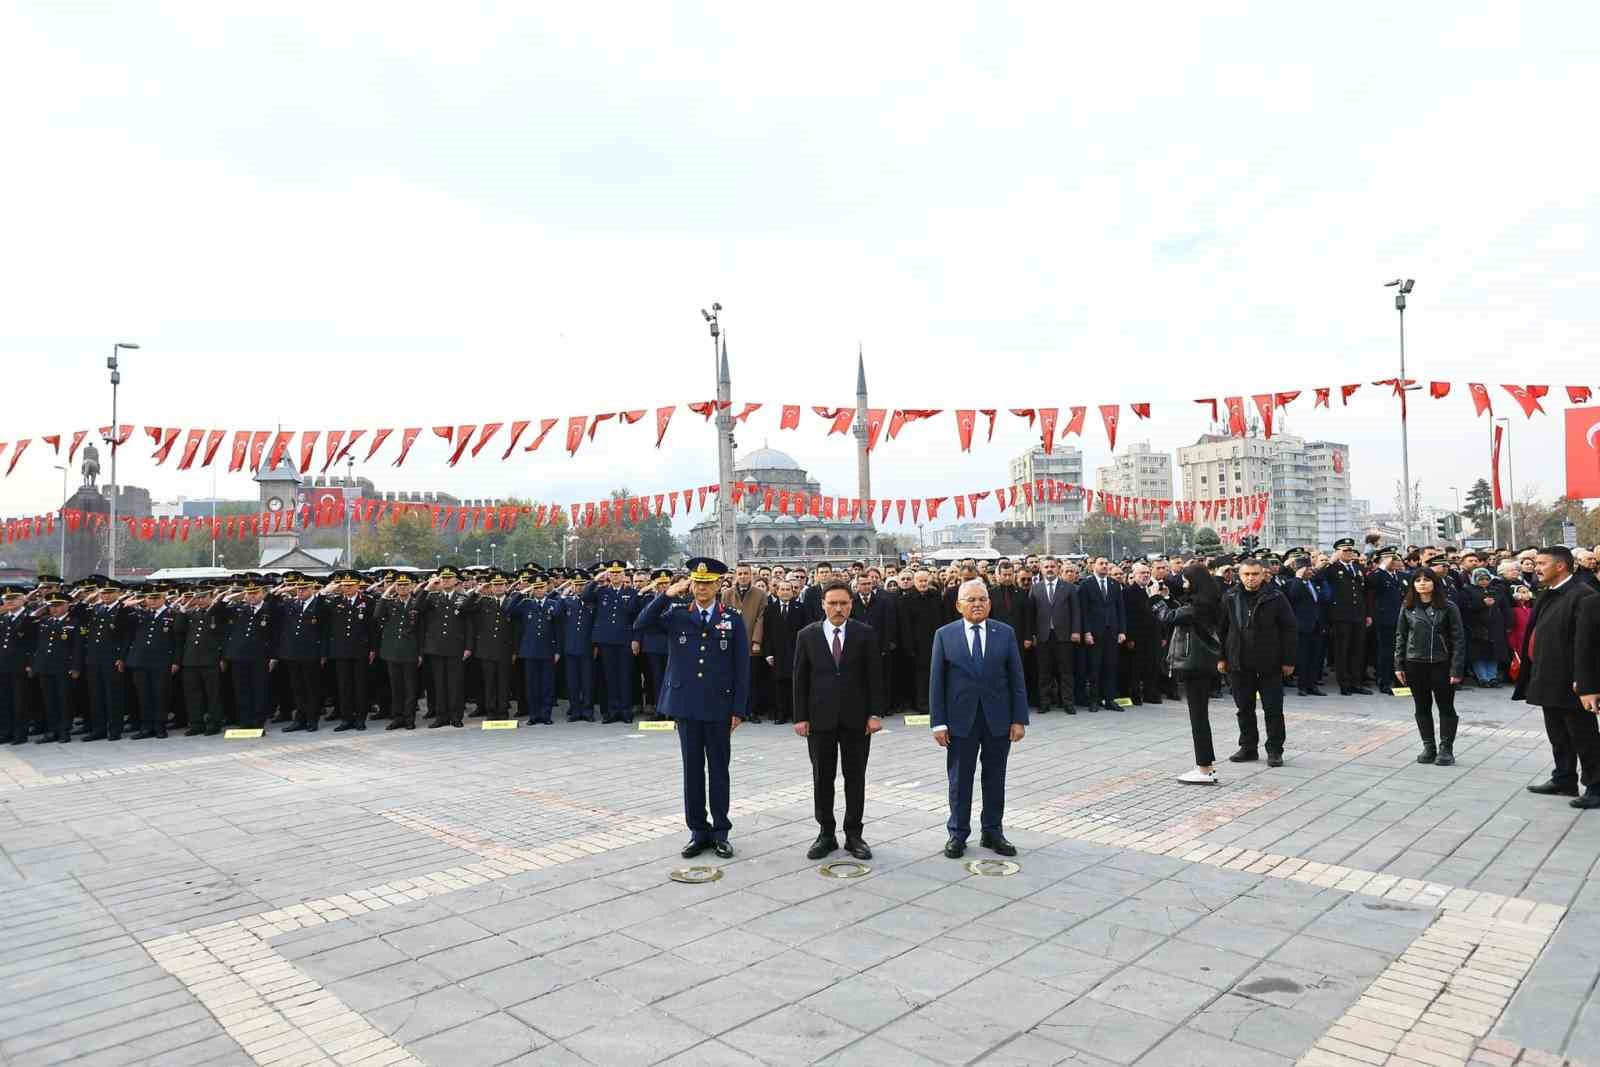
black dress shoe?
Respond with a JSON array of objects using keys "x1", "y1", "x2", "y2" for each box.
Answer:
[
  {"x1": 204, "y1": 727, "x2": 220, "y2": 736},
  {"x1": 82, "y1": 732, "x2": 106, "y2": 742},
  {"x1": 403, "y1": 720, "x2": 415, "y2": 730},
  {"x1": 1307, "y1": 688, "x2": 1326, "y2": 696},
  {"x1": 943, "y1": 838, "x2": 966, "y2": 858},
  {"x1": 386, "y1": 720, "x2": 405, "y2": 731},
  {"x1": 130, "y1": 731, "x2": 153, "y2": 740},
  {"x1": 305, "y1": 723, "x2": 318, "y2": 732},
  {"x1": 1085, "y1": 705, "x2": 1098, "y2": 713},
  {"x1": 283, "y1": 722, "x2": 306, "y2": 733},
  {"x1": 1378, "y1": 686, "x2": 1393, "y2": 695},
  {"x1": 1298, "y1": 689, "x2": 1314, "y2": 696},
  {"x1": 184, "y1": 727, "x2": 205, "y2": 737},
  {"x1": 355, "y1": 721, "x2": 366, "y2": 731},
  {"x1": 1266, "y1": 753, "x2": 1284, "y2": 767},
  {"x1": 334, "y1": 722, "x2": 356, "y2": 732},
  {"x1": 1570, "y1": 793, "x2": 1600, "y2": 810},
  {"x1": 681, "y1": 839, "x2": 709, "y2": 859},
  {"x1": 712, "y1": 840, "x2": 734, "y2": 859},
  {"x1": 452, "y1": 718, "x2": 464, "y2": 728},
  {"x1": 1352, "y1": 687, "x2": 1373, "y2": 695},
  {"x1": 807, "y1": 835, "x2": 839, "y2": 860},
  {"x1": 979, "y1": 833, "x2": 1018, "y2": 857},
  {"x1": 1102, "y1": 700, "x2": 1122, "y2": 712},
  {"x1": 155, "y1": 730, "x2": 167, "y2": 738},
  {"x1": 844, "y1": 837, "x2": 872, "y2": 861},
  {"x1": 1528, "y1": 780, "x2": 1580, "y2": 797},
  {"x1": 1227, "y1": 749, "x2": 1259, "y2": 763},
  {"x1": 427, "y1": 719, "x2": 449, "y2": 729}
]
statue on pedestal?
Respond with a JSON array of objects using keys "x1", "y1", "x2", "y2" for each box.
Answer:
[{"x1": 81, "y1": 442, "x2": 100, "y2": 489}]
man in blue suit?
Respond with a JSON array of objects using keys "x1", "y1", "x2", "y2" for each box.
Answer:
[
  {"x1": 1281, "y1": 555, "x2": 1328, "y2": 696},
  {"x1": 930, "y1": 578, "x2": 1029, "y2": 858},
  {"x1": 635, "y1": 558, "x2": 750, "y2": 860},
  {"x1": 1078, "y1": 557, "x2": 1126, "y2": 711}
]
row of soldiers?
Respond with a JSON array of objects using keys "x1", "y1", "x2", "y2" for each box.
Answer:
[{"x1": 0, "y1": 561, "x2": 692, "y2": 743}]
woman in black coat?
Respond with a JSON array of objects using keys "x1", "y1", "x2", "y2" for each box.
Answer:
[{"x1": 1150, "y1": 564, "x2": 1224, "y2": 785}]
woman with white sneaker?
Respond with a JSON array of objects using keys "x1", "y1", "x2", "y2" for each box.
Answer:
[{"x1": 1150, "y1": 563, "x2": 1226, "y2": 785}]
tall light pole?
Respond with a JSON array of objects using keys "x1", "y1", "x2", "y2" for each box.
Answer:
[
  {"x1": 105, "y1": 341, "x2": 139, "y2": 577},
  {"x1": 1449, "y1": 485, "x2": 1462, "y2": 545},
  {"x1": 344, "y1": 455, "x2": 355, "y2": 566},
  {"x1": 1495, "y1": 417, "x2": 1518, "y2": 548},
  {"x1": 1383, "y1": 279, "x2": 1415, "y2": 547},
  {"x1": 701, "y1": 302, "x2": 737, "y2": 564},
  {"x1": 53, "y1": 464, "x2": 68, "y2": 576},
  {"x1": 489, "y1": 542, "x2": 497, "y2": 568}
]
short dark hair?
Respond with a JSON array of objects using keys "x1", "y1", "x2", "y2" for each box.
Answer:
[
  {"x1": 821, "y1": 580, "x2": 853, "y2": 599},
  {"x1": 1538, "y1": 546, "x2": 1575, "y2": 571}
]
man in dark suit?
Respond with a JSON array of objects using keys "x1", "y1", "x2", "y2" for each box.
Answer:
[
  {"x1": 125, "y1": 585, "x2": 182, "y2": 739},
  {"x1": 793, "y1": 581, "x2": 887, "y2": 861},
  {"x1": 1025, "y1": 557, "x2": 1079, "y2": 713},
  {"x1": 1317, "y1": 538, "x2": 1372, "y2": 694},
  {"x1": 1368, "y1": 550, "x2": 1406, "y2": 695},
  {"x1": 1519, "y1": 547, "x2": 1600, "y2": 808},
  {"x1": 930, "y1": 578, "x2": 1029, "y2": 858},
  {"x1": 1282, "y1": 558, "x2": 1328, "y2": 695},
  {"x1": 851, "y1": 568, "x2": 897, "y2": 718},
  {"x1": 761, "y1": 578, "x2": 803, "y2": 725},
  {"x1": 1078, "y1": 557, "x2": 1126, "y2": 712}
]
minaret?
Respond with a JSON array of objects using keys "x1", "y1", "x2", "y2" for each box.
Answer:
[
  {"x1": 715, "y1": 334, "x2": 738, "y2": 562},
  {"x1": 853, "y1": 346, "x2": 873, "y2": 527}
]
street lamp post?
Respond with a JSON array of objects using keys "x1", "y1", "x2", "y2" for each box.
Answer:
[
  {"x1": 345, "y1": 456, "x2": 355, "y2": 566},
  {"x1": 105, "y1": 341, "x2": 139, "y2": 577},
  {"x1": 1449, "y1": 485, "x2": 1462, "y2": 545},
  {"x1": 53, "y1": 464, "x2": 68, "y2": 576},
  {"x1": 489, "y1": 542, "x2": 497, "y2": 568},
  {"x1": 1495, "y1": 418, "x2": 1518, "y2": 548},
  {"x1": 1384, "y1": 279, "x2": 1415, "y2": 548}
]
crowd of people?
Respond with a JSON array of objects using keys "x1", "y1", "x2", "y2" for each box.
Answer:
[{"x1": 1, "y1": 539, "x2": 1597, "y2": 809}]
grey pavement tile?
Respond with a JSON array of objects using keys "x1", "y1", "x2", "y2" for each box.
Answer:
[
  {"x1": 1173, "y1": 914, "x2": 1293, "y2": 958},
  {"x1": 803, "y1": 973, "x2": 932, "y2": 1031},
  {"x1": 596, "y1": 952, "x2": 716, "y2": 1005},
  {"x1": 328, "y1": 958, "x2": 454, "y2": 1013},
  {"x1": 539, "y1": 930, "x2": 657, "y2": 978},
  {"x1": 380, "y1": 913, "x2": 494, "y2": 957},
  {"x1": 739, "y1": 948, "x2": 857, "y2": 1002},
  {"x1": 1187, "y1": 992, "x2": 1332, "y2": 1059},
  {"x1": 423, "y1": 932, "x2": 544, "y2": 981},
  {"x1": 875, "y1": 1007, "x2": 1022, "y2": 1066},
  {"x1": 1084, "y1": 963, "x2": 1219, "y2": 1024},
  {"x1": 564, "y1": 1005, "x2": 708, "y2": 1064},
  {"x1": 721, "y1": 1003, "x2": 862, "y2": 1065},
  {"x1": 803, "y1": 925, "x2": 918, "y2": 970},
  {"x1": 1133, "y1": 937, "x2": 1259, "y2": 990},
  {"x1": 512, "y1": 979, "x2": 651, "y2": 1040},
  {"x1": 657, "y1": 973, "x2": 790, "y2": 1035},
  {"x1": 743, "y1": 889, "x2": 894, "y2": 947},
  {"x1": 1051, "y1": 918, "x2": 1169, "y2": 963},
  {"x1": 976, "y1": 1033, "x2": 1117, "y2": 1065},
  {"x1": 1229, "y1": 960, "x2": 1362, "y2": 1022},
  {"x1": 462, "y1": 956, "x2": 588, "y2": 1008},
  {"x1": 657, "y1": 1038, "x2": 766, "y2": 1065},
  {"x1": 863, "y1": 943, "x2": 992, "y2": 1000},
  {"x1": 368, "y1": 983, "x2": 501, "y2": 1044},
  {"x1": 296, "y1": 936, "x2": 410, "y2": 983},
  {"x1": 410, "y1": 1010, "x2": 549, "y2": 1065},
  {"x1": 1138, "y1": 1026, "x2": 1296, "y2": 1066},
  {"x1": 1090, "y1": 898, "x2": 1207, "y2": 938},
  {"x1": 938, "y1": 970, "x2": 1078, "y2": 1030},
  {"x1": 982, "y1": 899, "x2": 1102, "y2": 940},
  {"x1": 816, "y1": 1033, "x2": 946, "y2": 1065},
  {"x1": 676, "y1": 926, "x2": 791, "y2": 969},
  {"x1": 1266, "y1": 932, "x2": 1394, "y2": 981},
  {"x1": 926, "y1": 921, "x2": 1040, "y2": 967},
  {"x1": 999, "y1": 941, "x2": 1122, "y2": 995},
  {"x1": 1034, "y1": 998, "x2": 1174, "y2": 1065}
]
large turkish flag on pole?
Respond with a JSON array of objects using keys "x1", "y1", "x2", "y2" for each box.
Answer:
[{"x1": 1565, "y1": 406, "x2": 1600, "y2": 499}]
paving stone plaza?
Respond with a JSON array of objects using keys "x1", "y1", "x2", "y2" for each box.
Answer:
[{"x1": 1, "y1": 689, "x2": 1596, "y2": 1067}]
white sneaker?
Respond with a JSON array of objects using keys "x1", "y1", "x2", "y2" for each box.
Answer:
[{"x1": 1177, "y1": 767, "x2": 1219, "y2": 785}]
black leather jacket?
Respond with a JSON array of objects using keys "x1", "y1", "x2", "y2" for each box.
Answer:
[{"x1": 1394, "y1": 600, "x2": 1465, "y2": 676}]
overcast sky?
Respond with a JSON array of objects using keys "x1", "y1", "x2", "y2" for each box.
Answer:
[{"x1": 2, "y1": 4, "x2": 1594, "y2": 538}]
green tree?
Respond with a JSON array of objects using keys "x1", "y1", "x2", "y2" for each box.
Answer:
[
  {"x1": 1074, "y1": 514, "x2": 1146, "y2": 558},
  {"x1": 1194, "y1": 526, "x2": 1222, "y2": 552},
  {"x1": 1464, "y1": 478, "x2": 1495, "y2": 535}
]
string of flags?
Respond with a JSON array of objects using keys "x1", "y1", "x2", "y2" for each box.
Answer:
[
  {"x1": 0, "y1": 381, "x2": 1588, "y2": 478},
  {"x1": 3, "y1": 483, "x2": 1269, "y2": 546}
]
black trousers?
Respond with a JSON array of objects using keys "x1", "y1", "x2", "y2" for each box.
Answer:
[
  {"x1": 771, "y1": 676, "x2": 794, "y2": 723},
  {"x1": 429, "y1": 655, "x2": 465, "y2": 723},
  {"x1": 229, "y1": 660, "x2": 271, "y2": 728},
  {"x1": 285, "y1": 660, "x2": 321, "y2": 726},
  {"x1": 39, "y1": 673, "x2": 74, "y2": 740},
  {"x1": 808, "y1": 727, "x2": 871, "y2": 838},
  {"x1": 1405, "y1": 659, "x2": 1458, "y2": 748},
  {"x1": 644, "y1": 653, "x2": 668, "y2": 712},
  {"x1": 1230, "y1": 669, "x2": 1285, "y2": 754},
  {"x1": 1330, "y1": 620, "x2": 1364, "y2": 690},
  {"x1": 130, "y1": 667, "x2": 169, "y2": 735},
  {"x1": 1035, "y1": 638, "x2": 1073, "y2": 709},
  {"x1": 478, "y1": 658, "x2": 511, "y2": 719},
  {"x1": 334, "y1": 659, "x2": 368, "y2": 725},
  {"x1": 0, "y1": 671, "x2": 27, "y2": 743},
  {"x1": 1374, "y1": 626, "x2": 1397, "y2": 689},
  {"x1": 746, "y1": 657, "x2": 769, "y2": 719},
  {"x1": 85, "y1": 665, "x2": 125, "y2": 738},
  {"x1": 385, "y1": 659, "x2": 418, "y2": 724},
  {"x1": 1182, "y1": 674, "x2": 1215, "y2": 766},
  {"x1": 1086, "y1": 632, "x2": 1119, "y2": 703},
  {"x1": 1295, "y1": 629, "x2": 1324, "y2": 691},
  {"x1": 912, "y1": 652, "x2": 933, "y2": 712},
  {"x1": 1542, "y1": 705, "x2": 1600, "y2": 788},
  {"x1": 183, "y1": 667, "x2": 223, "y2": 731}
]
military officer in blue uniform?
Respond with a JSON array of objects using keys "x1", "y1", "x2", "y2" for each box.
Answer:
[
  {"x1": 125, "y1": 584, "x2": 182, "y2": 739},
  {"x1": 637, "y1": 568, "x2": 676, "y2": 720},
  {"x1": 635, "y1": 557, "x2": 750, "y2": 859},
  {"x1": 30, "y1": 591, "x2": 84, "y2": 743},
  {"x1": 1, "y1": 586, "x2": 39, "y2": 745},
  {"x1": 80, "y1": 577, "x2": 133, "y2": 740},
  {"x1": 218, "y1": 574, "x2": 281, "y2": 729},
  {"x1": 509, "y1": 567, "x2": 566, "y2": 725},
  {"x1": 583, "y1": 560, "x2": 640, "y2": 724},
  {"x1": 322, "y1": 570, "x2": 377, "y2": 731},
  {"x1": 559, "y1": 569, "x2": 597, "y2": 722}
]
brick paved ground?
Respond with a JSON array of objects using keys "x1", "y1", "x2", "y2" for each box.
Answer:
[{"x1": 1, "y1": 687, "x2": 1596, "y2": 1066}]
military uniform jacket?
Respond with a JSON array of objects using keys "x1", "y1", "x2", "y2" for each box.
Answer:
[
  {"x1": 177, "y1": 607, "x2": 226, "y2": 668},
  {"x1": 583, "y1": 582, "x2": 639, "y2": 646},
  {"x1": 375, "y1": 593, "x2": 424, "y2": 663},
  {"x1": 219, "y1": 600, "x2": 279, "y2": 662},
  {"x1": 1315, "y1": 561, "x2": 1369, "y2": 624},
  {"x1": 1369, "y1": 568, "x2": 1406, "y2": 631},
  {"x1": 633, "y1": 594, "x2": 750, "y2": 722},
  {"x1": 323, "y1": 592, "x2": 377, "y2": 661},
  {"x1": 33, "y1": 614, "x2": 85, "y2": 675},
  {"x1": 0, "y1": 608, "x2": 37, "y2": 673},
  {"x1": 84, "y1": 602, "x2": 133, "y2": 667},
  {"x1": 125, "y1": 606, "x2": 182, "y2": 671},
  {"x1": 469, "y1": 595, "x2": 516, "y2": 663},
  {"x1": 276, "y1": 598, "x2": 326, "y2": 662},
  {"x1": 418, "y1": 589, "x2": 476, "y2": 658},
  {"x1": 558, "y1": 593, "x2": 595, "y2": 656},
  {"x1": 637, "y1": 595, "x2": 686, "y2": 655},
  {"x1": 508, "y1": 593, "x2": 564, "y2": 659}
]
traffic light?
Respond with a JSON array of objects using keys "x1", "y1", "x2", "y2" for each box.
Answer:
[
  {"x1": 1436, "y1": 517, "x2": 1450, "y2": 538},
  {"x1": 1241, "y1": 535, "x2": 1260, "y2": 550}
]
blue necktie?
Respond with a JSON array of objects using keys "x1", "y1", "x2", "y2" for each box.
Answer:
[{"x1": 971, "y1": 624, "x2": 984, "y2": 667}]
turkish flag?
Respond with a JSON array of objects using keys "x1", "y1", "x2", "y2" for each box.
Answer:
[
  {"x1": 298, "y1": 430, "x2": 319, "y2": 473},
  {"x1": 501, "y1": 420, "x2": 530, "y2": 459},
  {"x1": 1565, "y1": 406, "x2": 1600, "y2": 499},
  {"x1": 1340, "y1": 384, "x2": 1361, "y2": 405},
  {"x1": 1224, "y1": 397, "x2": 1247, "y2": 437},
  {"x1": 1010, "y1": 409, "x2": 1037, "y2": 428},
  {"x1": 1430, "y1": 381, "x2": 1451, "y2": 400},
  {"x1": 1492, "y1": 424, "x2": 1505, "y2": 509},
  {"x1": 176, "y1": 429, "x2": 207, "y2": 470},
  {"x1": 1468, "y1": 383, "x2": 1493, "y2": 417},
  {"x1": 1314, "y1": 387, "x2": 1330, "y2": 409},
  {"x1": 1252, "y1": 395, "x2": 1275, "y2": 439},
  {"x1": 527, "y1": 418, "x2": 558, "y2": 452},
  {"x1": 249, "y1": 430, "x2": 271, "y2": 471},
  {"x1": 780, "y1": 404, "x2": 801, "y2": 430},
  {"x1": 655, "y1": 406, "x2": 676, "y2": 447},
  {"x1": 979, "y1": 409, "x2": 998, "y2": 442},
  {"x1": 865, "y1": 409, "x2": 886, "y2": 451},
  {"x1": 1501, "y1": 384, "x2": 1548, "y2": 418},
  {"x1": 1063, "y1": 406, "x2": 1086, "y2": 437},
  {"x1": 471, "y1": 423, "x2": 502, "y2": 458},
  {"x1": 586, "y1": 413, "x2": 614, "y2": 441},
  {"x1": 1038, "y1": 408, "x2": 1058, "y2": 454},
  {"x1": 365, "y1": 428, "x2": 392, "y2": 462},
  {"x1": 1332, "y1": 449, "x2": 1344, "y2": 474},
  {"x1": 69, "y1": 430, "x2": 87, "y2": 462},
  {"x1": 392, "y1": 428, "x2": 421, "y2": 467},
  {"x1": 565, "y1": 416, "x2": 587, "y2": 454},
  {"x1": 447, "y1": 424, "x2": 477, "y2": 465},
  {"x1": 1568, "y1": 386, "x2": 1593, "y2": 405},
  {"x1": 1131, "y1": 403, "x2": 1150, "y2": 420},
  {"x1": 955, "y1": 410, "x2": 976, "y2": 452},
  {"x1": 1194, "y1": 398, "x2": 1218, "y2": 422}
]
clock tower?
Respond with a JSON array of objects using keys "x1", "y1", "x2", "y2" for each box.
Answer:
[{"x1": 255, "y1": 455, "x2": 303, "y2": 562}]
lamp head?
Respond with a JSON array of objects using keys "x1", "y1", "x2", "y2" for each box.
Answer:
[
  {"x1": 1401, "y1": 279, "x2": 1415, "y2": 294},
  {"x1": 1384, "y1": 279, "x2": 1401, "y2": 287}
]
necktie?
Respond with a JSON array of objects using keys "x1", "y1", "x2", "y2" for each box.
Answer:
[
  {"x1": 1100, "y1": 576, "x2": 1107, "y2": 596},
  {"x1": 701, "y1": 610, "x2": 710, "y2": 626},
  {"x1": 971, "y1": 624, "x2": 984, "y2": 666},
  {"x1": 831, "y1": 627, "x2": 842, "y2": 667}
]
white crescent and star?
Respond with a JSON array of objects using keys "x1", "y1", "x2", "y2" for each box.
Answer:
[{"x1": 1586, "y1": 421, "x2": 1600, "y2": 451}]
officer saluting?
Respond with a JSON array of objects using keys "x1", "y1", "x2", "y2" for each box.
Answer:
[
  {"x1": 30, "y1": 590, "x2": 85, "y2": 743},
  {"x1": 634, "y1": 558, "x2": 750, "y2": 859}
]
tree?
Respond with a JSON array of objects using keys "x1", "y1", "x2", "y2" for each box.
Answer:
[
  {"x1": 637, "y1": 515, "x2": 676, "y2": 565},
  {"x1": 1156, "y1": 521, "x2": 1196, "y2": 553},
  {"x1": 1465, "y1": 478, "x2": 1495, "y2": 535},
  {"x1": 1074, "y1": 514, "x2": 1145, "y2": 559},
  {"x1": 1194, "y1": 526, "x2": 1222, "y2": 552}
]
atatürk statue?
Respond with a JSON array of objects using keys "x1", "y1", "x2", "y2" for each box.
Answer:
[{"x1": 81, "y1": 442, "x2": 100, "y2": 488}]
